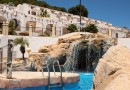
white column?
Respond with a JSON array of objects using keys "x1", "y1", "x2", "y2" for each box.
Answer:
[
  {"x1": 29, "y1": 24, "x2": 33, "y2": 36},
  {"x1": 2, "y1": 21, "x2": 8, "y2": 35},
  {"x1": 108, "y1": 29, "x2": 112, "y2": 37},
  {"x1": 52, "y1": 25, "x2": 56, "y2": 37},
  {"x1": 2, "y1": 21, "x2": 6, "y2": 35}
]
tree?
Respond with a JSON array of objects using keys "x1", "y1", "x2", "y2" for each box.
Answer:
[
  {"x1": 67, "y1": 24, "x2": 78, "y2": 33},
  {"x1": 82, "y1": 24, "x2": 98, "y2": 33},
  {"x1": 13, "y1": 37, "x2": 29, "y2": 62},
  {"x1": 51, "y1": 6, "x2": 67, "y2": 12},
  {"x1": 8, "y1": 21, "x2": 17, "y2": 35},
  {"x1": 68, "y1": 4, "x2": 88, "y2": 17},
  {"x1": 40, "y1": 9, "x2": 50, "y2": 17}
]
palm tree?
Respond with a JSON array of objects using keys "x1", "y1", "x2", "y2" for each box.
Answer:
[
  {"x1": 13, "y1": 37, "x2": 29, "y2": 61},
  {"x1": 40, "y1": 9, "x2": 50, "y2": 17}
]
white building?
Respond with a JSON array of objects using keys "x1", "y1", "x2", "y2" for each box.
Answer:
[{"x1": 0, "y1": 3, "x2": 129, "y2": 37}]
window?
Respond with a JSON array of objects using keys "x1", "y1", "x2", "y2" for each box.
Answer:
[
  {"x1": 31, "y1": 6, "x2": 34, "y2": 9},
  {"x1": 32, "y1": 11, "x2": 36, "y2": 15},
  {"x1": 116, "y1": 33, "x2": 118, "y2": 38},
  {"x1": 28, "y1": 11, "x2": 30, "y2": 14}
]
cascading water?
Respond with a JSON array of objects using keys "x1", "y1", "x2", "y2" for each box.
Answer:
[
  {"x1": 63, "y1": 41, "x2": 80, "y2": 72},
  {"x1": 63, "y1": 39, "x2": 109, "y2": 73},
  {"x1": 86, "y1": 40, "x2": 93, "y2": 72}
]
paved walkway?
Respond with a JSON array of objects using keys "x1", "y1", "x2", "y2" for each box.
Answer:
[{"x1": 0, "y1": 71, "x2": 79, "y2": 89}]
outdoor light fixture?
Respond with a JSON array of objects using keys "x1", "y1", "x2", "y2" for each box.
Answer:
[{"x1": 26, "y1": 47, "x2": 31, "y2": 54}]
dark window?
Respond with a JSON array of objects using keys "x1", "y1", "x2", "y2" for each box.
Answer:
[
  {"x1": 116, "y1": 33, "x2": 118, "y2": 38},
  {"x1": 28, "y1": 11, "x2": 30, "y2": 14},
  {"x1": 32, "y1": 11, "x2": 36, "y2": 15}
]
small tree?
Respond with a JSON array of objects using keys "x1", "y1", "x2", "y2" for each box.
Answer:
[
  {"x1": 67, "y1": 24, "x2": 78, "y2": 33},
  {"x1": 82, "y1": 24, "x2": 98, "y2": 33},
  {"x1": 13, "y1": 37, "x2": 29, "y2": 62},
  {"x1": 8, "y1": 21, "x2": 17, "y2": 35},
  {"x1": 40, "y1": 9, "x2": 50, "y2": 17}
]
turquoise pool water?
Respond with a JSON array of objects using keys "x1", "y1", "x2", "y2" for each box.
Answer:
[
  {"x1": 0, "y1": 73, "x2": 93, "y2": 90},
  {"x1": 78, "y1": 73, "x2": 93, "y2": 90}
]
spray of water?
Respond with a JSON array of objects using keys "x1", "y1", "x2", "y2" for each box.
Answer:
[{"x1": 64, "y1": 41, "x2": 80, "y2": 72}]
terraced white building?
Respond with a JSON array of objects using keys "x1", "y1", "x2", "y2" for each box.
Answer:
[{"x1": 0, "y1": 3, "x2": 129, "y2": 37}]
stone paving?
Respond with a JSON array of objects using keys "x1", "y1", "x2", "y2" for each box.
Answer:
[{"x1": 0, "y1": 71, "x2": 79, "y2": 89}]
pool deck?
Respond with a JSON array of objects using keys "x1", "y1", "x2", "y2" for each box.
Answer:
[{"x1": 0, "y1": 71, "x2": 79, "y2": 89}]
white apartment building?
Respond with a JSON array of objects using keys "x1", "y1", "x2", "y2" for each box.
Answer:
[{"x1": 0, "y1": 3, "x2": 129, "y2": 37}]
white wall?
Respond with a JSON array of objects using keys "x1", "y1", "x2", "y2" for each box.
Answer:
[
  {"x1": 0, "y1": 35, "x2": 59, "y2": 59},
  {"x1": 118, "y1": 38, "x2": 130, "y2": 48}
]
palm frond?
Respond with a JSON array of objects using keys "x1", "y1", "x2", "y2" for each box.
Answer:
[{"x1": 13, "y1": 37, "x2": 29, "y2": 47}]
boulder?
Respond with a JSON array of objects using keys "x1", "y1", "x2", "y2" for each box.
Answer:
[
  {"x1": 38, "y1": 45, "x2": 52, "y2": 53},
  {"x1": 93, "y1": 45, "x2": 130, "y2": 90}
]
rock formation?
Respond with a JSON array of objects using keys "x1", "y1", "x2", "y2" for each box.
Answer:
[
  {"x1": 93, "y1": 45, "x2": 130, "y2": 90},
  {"x1": 27, "y1": 32, "x2": 114, "y2": 72},
  {"x1": 12, "y1": 32, "x2": 115, "y2": 71}
]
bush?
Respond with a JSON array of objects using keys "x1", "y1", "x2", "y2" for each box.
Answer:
[
  {"x1": 67, "y1": 24, "x2": 78, "y2": 33},
  {"x1": 82, "y1": 24, "x2": 98, "y2": 33}
]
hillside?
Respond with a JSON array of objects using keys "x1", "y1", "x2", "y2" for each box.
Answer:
[{"x1": 0, "y1": 0, "x2": 67, "y2": 12}]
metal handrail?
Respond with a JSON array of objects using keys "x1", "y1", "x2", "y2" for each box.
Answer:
[
  {"x1": 52, "y1": 60, "x2": 63, "y2": 89},
  {"x1": 41, "y1": 61, "x2": 50, "y2": 76},
  {"x1": 41, "y1": 60, "x2": 63, "y2": 90},
  {"x1": 53, "y1": 60, "x2": 62, "y2": 76},
  {"x1": 41, "y1": 61, "x2": 50, "y2": 90}
]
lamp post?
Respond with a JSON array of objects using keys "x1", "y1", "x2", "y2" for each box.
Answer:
[{"x1": 79, "y1": 0, "x2": 82, "y2": 32}]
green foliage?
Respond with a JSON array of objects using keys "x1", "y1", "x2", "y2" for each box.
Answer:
[
  {"x1": 67, "y1": 24, "x2": 78, "y2": 33},
  {"x1": 40, "y1": 9, "x2": 50, "y2": 17},
  {"x1": 8, "y1": 21, "x2": 17, "y2": 35},
  {"x1": 68, "y1": 4, "x2": 88, "y2": 17},
  {"x1": 44, "y1": 30, "x2": 50, "y2": 36},
  {"x1": 50, "y1": 6, "x2": 67, "y2": 12},
  {"x1": 82, "y1": 24, "x2": 98, "y2": 33},
  {"x1": 13, "y1": 37, "x2": 29, "y2": 47},
  {"x1": 13, "y1": 37, "x2": 29, "y2": 60}
]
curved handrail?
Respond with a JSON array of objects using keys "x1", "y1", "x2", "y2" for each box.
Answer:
[
  {"x1": 41, "y1": 61, "x2": 50, "y2": 77},
  {"x1": 52, "y1": 60, "x2": 63, "y2": 89},
  {"x1": 53, "y1": 60, "x2": 62, "y2": 76}
]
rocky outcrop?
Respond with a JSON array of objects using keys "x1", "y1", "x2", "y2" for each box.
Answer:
[
  {"x1": 28, "y1": 32, "x2": 114, "y2": 71},
  {"x1": 93, "y1": 45, "x2": 130, "y2": 90}
]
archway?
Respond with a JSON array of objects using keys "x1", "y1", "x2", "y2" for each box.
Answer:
[
  {"x1": 62, "y1": 27, "x2": 68, "y2": 35},
  {"x1": 10, "y1": 19, "x2": 21, "y2": 31},
  {"x1": 45, "y1": 24, "x2": 53, "y2": 36}
]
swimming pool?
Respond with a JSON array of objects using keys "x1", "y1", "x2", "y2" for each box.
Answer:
[
  {"x1": 78, "y1": 73, "x2": 93, "y2": 90},
  {"x1": 64, "y1": 73, "x2": 93, "y2": 90},
  {"x1": 0, "y1": 73, "x2": 93, "y2": 90}
]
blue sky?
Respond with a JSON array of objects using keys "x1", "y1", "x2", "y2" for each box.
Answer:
[{"x1": 41, "y1": 0, "x2": 130, "y2": 29}]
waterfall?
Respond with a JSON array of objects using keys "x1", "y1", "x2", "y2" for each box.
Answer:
[
  {"x1": 64, "y1": 41, "x2": 80, "y2": 72},
  {"x1": 86, "y1": 40, "x2": 93, "y2": 72},
  {"x1": 63, "y1": 39, "x2": 108, "y2": 72}
]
